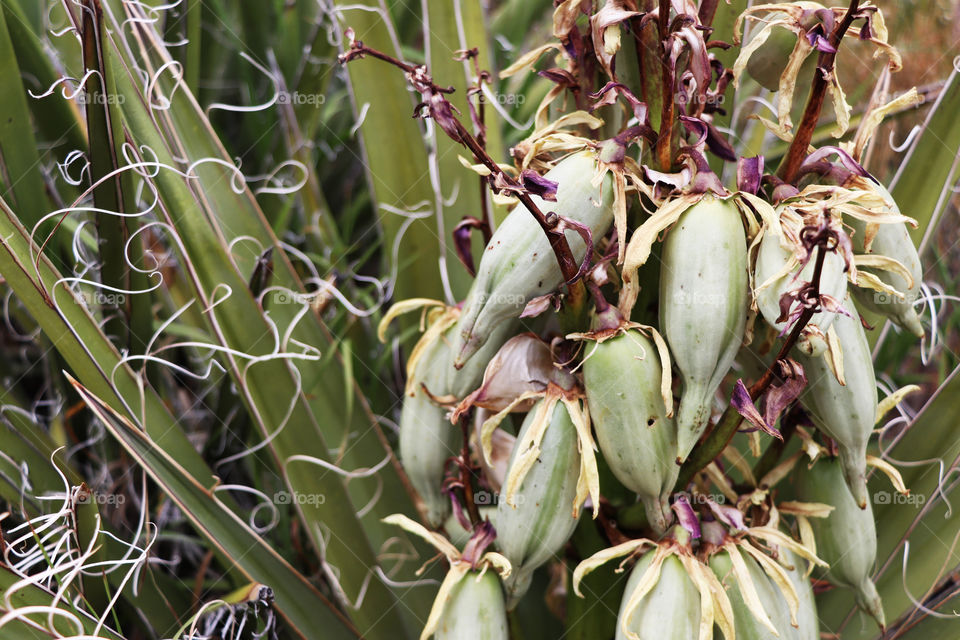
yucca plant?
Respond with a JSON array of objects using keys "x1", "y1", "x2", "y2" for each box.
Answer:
[{"x1": 0, "y1": 1, "x2": 958, "y2": 639}]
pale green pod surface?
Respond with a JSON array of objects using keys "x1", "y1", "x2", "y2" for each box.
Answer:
[
  {"x1": 496, "y1": 399, "x2": 581, "y2": 607},
  {"x1": 443, "y1": 506, "x2": 497, "y2": 549},
  {"x1": 399, "y1": 392, "x2": 457, "y2": 528},
  {"x1": 399, "y1": 329, "x2": 462, "y2": 529},
  {"x1": 454, "y1": 151, "x2": 614, "y2": 367},
  {"x1": 848, "y1": 193, "x2": 924, "y2": 337},
  {"x1": 434, "y1": 570, "x2": 509, "y2": 640},
  {"x1": 445, "y1": 319, "x2": 518, "y2": 400},
  {"x1": 781, "y1": 549, "x2": 819, "y2": 640},
  {"x1": 400, "y1": 319, "x2": 515, "y2": 527},
  {"x1": 583, "y1": 330, "x2": 678, "y2": 533},
  {"x1": 660, "y1": 195, "x2": 749, "y2": 462},
  {"x1": 754, "y1": 225, "x2": 848, "y2": 357},
  {"x1": 795, "y1": 458, "x2": 885, "y2": 628},
  {"x1": 616, "y1": 553, "x2": 700, "y2": 640},
  {"x1": 797, "y1": 302, "x2": 877, "y2": 508},
  {"x1": 709, "y1": 551, "x2": 795, "y2": 640}
]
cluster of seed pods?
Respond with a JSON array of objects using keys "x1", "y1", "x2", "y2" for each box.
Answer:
[
  {"x1": 380, "y1": 144, "x2": 924, "y2": 638},
  {"x1": 366, "y1": 1, "x2": 925, "y2": 636}
]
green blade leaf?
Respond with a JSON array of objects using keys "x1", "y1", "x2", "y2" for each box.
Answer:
[
  {"x1": 67, "y1": 374, "x2": 360, "y2": 640},
  {"x1": 890, "y1": 69, "x2": 960, "y2": 244}
]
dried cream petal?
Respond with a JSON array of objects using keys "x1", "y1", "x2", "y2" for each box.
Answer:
[
  {"x1": 500, "y1": 43, "x2": 562, "y2": 78},
  {"x1": 725, "y1": 543, "x2": 779, "y2": 636},
  {"x1": 573, "y1": 539, "x2": 653, "y2": 597},
  {"x1": 876, "y1": 384, "x2": 921, "y2": 424},
  {"x1": 620, "y1": 193, "x2": 702, "y2": 314},
  {"x1": 866, "y1": 455, "x2": 909, "y2": 495},
  {"x1": 563, "y1": 395, "x2": 601, "y2": 518},
  {"x1": 420, "y1": 563, "x2": 470, "y2": 640},
  {"x1": 621, "y1": 546, "x2": 669, "y2": 640},
  {"x1": 382, "y1": 514, "x2": 461, "y2": 561}
]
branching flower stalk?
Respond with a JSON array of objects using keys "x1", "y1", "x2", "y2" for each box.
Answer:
[
  {"x1": 777, "y1": 0, "x2": 861, "y2": 183},
  {"x1": 338, "y1": 36, "x2": 586, "y2": 285}
]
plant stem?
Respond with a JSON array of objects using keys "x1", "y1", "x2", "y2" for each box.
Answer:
[
  {"x1": 752, "y1": 416, "x2": 797, "y2": 482},
  {"x1": 452, "y1": 120, "x2": 581, "y2": 282},
  {"x1": 697, "y1": 0, "x2": 721, "y2": 27},
  {"x1": 674, "y1": 245, "x2": 828, "y2": 490},
  {"x1": 655, "y1": 0, "x2": 676, "y2": 171},
  {"x1": 458, "y1": 417, "x2": 483, "y2": 527},
  {"x1": 777, "y1": 1, "x2": 861, "y2": 183},
  {"x1": 341, "y1": 41, "x2": 583, "y2": 284}
]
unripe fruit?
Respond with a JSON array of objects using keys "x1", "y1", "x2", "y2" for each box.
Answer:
[
  {"x1": 660, "y1": 195, "x2": 749, "y2": 462},
  {"x1": 400, "y1": 316, "x2": 515, "y2": 527},
  {"x1": 782, "y1": 548, "x2": 819, "y2": 640},
  {"x1": 454, "y1": 151, "x2": 614, "y2": 367},
  {"x1": 400, "y1": 393, "x2": 458, "y2": 528},
  {"x1": 797, "y1": 299, "x2": 877, "y2": 508},
  {"x1": 496, "y1": 398, "x2": 582, "y2": 607},
  {"x1": 433, "y1": 570, "x2": 509, "y2": 640},
  {"x1": 616, "y1": 553, "x2": 700, "y2": 640},
  {"x1": 795, "y1": 457, "x2": 885, "y2": 628},
  {"x1": 848, "y1": 184, "x2": 924, "y2": 337},
  {"x1": 583, "y1": 330, "x2": 678, "y2": 533},
  {"x1": 709, "y1": 550, "x2": 792, "y2": 640}
]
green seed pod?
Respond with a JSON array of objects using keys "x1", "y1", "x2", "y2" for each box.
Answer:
[
  {"x1": 400, "y1": 393, "x2": 457, "y2": 528},
  {"x1": 781, "y1": 548, "x2": 819, "y2": 640},
  {"x1": 400, "y1": 317, "x2": 515, "y2": 527},
  {"x1": 443, "y1": 507, "x2": 497, "y2": 548},
  {"x1": 848, "y1": 184, "x2": 924, "y2": 337},
  {"x1": 433, "y1": 570, "x2": 509, "y2": 640},
  {"x1": 496, "y1": 398, "x2": 582, "y2": 607},
  {"x1": 660, "y1": 195, "x2": 749, "y2": 462},
  {"x1": 754, "y1": 222, "x2": 848, "y2": 357},
  {"x1": 583, "y1": 330, "x2": 678, "y2": 533},
  {"x1": 709, "y1": 550, "x2": 796, "y2": 640},
  {"x1": 616, "y1": 553, "x2": 700, "y2": 640},
  {"x1": 795, "y1": 457, "x2": 885, "y2": 628},
  {"x1": 454, "y1": 151, "x2": 614, "y2": 367},
  {"x1": 797, "y1": 300, "x2": 877, "y2": 508}
]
